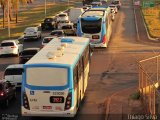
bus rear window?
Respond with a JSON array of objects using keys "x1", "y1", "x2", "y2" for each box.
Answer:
[
  {"x1": 5, "y1": 68, "x2": 23, "y2": 75},
  {"x1": 81, "y1": 18, "x2": 102, "y2": 34},
  {"x1": 26, "y1": 67, "x2": 68, "y2": 86}
]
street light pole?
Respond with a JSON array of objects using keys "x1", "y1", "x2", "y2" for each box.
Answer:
[
  {"x1": 45, "y1": 0, "x2": 47, "y2": 18},
  {"x1": 8, "y1": 0, "x2": 11, "y2": 38}
]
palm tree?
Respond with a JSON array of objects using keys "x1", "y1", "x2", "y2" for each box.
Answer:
[
  {"x1": 12, "y1": 0, "x2": 28, "y2": 23},
  {"x1": 0, "y1": 0, "x2": 7, "y2": 28}
]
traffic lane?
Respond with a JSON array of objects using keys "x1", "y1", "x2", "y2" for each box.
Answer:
[
  {"x1": 23, "y1": 31, "x2": 52, "y2": 49},
  {"x1": 77, "y1": 0, "x2": 139, "y2": 119}
]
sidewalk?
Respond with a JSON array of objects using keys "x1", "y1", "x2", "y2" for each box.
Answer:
[{"x1": 105, "y1": 86, "x2": 145, "y2": 120}]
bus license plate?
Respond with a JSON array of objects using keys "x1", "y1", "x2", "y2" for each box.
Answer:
[{"x1": 50, "y1": 96, "x2": 64, "y2": 103}]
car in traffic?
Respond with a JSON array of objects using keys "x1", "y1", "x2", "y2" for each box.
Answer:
[
  {"x1": 0, "y1": 40, "x2": 23, "y2": 56},
  {"x1": 41, "y1": 36, "x2": 56, "y2": 48},
  {"x1": 109, "y1": 4, "x2": 118, "y2": 13},
  {"x1": 50, "y1": 30, "x2": 65, "y2": 37},
  {"x1": 83, "y1": 6, "x2": 90, "y2": 11},
  {"x1": 19, "y1": 48, "x2": 40, "y2": 64},
  {"x1": 24, "y1": 27, "x2": 42, "y2": 40},
  {"x1": 0, "y1": 80, "x2": 16, "y2": 108},
  {"x1": 62, "y1": 24, "x2": 76, "y2": 36},
  {"x1": 4, "y1": 64, "x2": 23, "y2": 88},
  {"x1": 111, "y1": 0, "x2": 121, "y2": 9},
  {"x1": 56, "y1": 12, "x2": 69, "y2": 22},
  {"x1": 41, "y1": 17, "x2": 57, "y2": 31},
  {"x1": 57, "y1": 20, "x2": 72, "y2": 29}
]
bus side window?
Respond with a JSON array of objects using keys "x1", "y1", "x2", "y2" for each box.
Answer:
[
  {"x1": 73, "y1": 66, "x2": 78, "y2": 89},
  {"x1": 83, "y1": 46, "x2": 88, "y2": 68}
]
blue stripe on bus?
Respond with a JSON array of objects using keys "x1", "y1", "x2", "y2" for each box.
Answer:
[
  {"x1": 100, "y1": 21, "x2": 107, "y2": 42},
  {"x1": 77, "y1": 19, "x2": 83, "y2": 36},
  {"x1": 82, "y1": 16, "x2": 101, "y2": 21}
]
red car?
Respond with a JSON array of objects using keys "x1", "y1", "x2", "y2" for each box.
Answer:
[{"x1": 0, "y1": 80, "x2": 16, "y2": 108}]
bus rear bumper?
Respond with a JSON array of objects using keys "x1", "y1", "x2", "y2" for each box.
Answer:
[
  {"x1": 90, "y1": 43, "x2": 107, "y2": 48},
  {"x1": 21, "y1": 106, "x2": 76, "y2": 117}
]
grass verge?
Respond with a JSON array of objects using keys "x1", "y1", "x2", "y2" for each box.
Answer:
[{"x1": 142, "y1": 6, "x2": 160, "y2": 38}]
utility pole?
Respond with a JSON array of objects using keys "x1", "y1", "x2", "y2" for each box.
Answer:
[
  {"x1": 8, "y1": 0, "x2": 11, "y2": 38},
  {"x1": 44, "y1": 0, "x2": 47, "y2": 18}
]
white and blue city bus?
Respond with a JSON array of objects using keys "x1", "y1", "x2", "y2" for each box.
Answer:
[
  {"x1": 77, "y1": 6, "x2": 112, "y2": 48},
  {"x1": 21, "y1": 37, "x2": 90, "y2": 118}
]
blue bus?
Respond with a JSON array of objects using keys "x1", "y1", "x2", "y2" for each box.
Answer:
[
  {"x1": 77, "y1": 7, "x2": 112, "y2": 48},
  {"x1": 21, "y1": 37, "x2": 90, "y2": 118}
]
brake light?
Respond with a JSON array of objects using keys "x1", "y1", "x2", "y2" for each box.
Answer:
[
  {"x1": 23, "y1": 92, "x2": 30, "y2": 110},
  {"x1": 0, "y1": 47, "x2": 3, "y2": 49},
  {"x1": 102, "y1": 35, "x2": 107, "y2": 44},
  {"x1": 11, "y1": 46, "x2": 17, "y2": 48},
  {"x1": 0, "y1": 92, "x2": 4, "y2": 96},
  {"x1": 64, "y1": 92, "x2": 72, "y2": 110}
]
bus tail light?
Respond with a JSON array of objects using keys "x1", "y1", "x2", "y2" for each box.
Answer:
[
  {"x1": 23, "y1": 92, "x2": 30, "y2": 110},
  {"x1": 102, "y1": 35, "x2": 107, "y2": 44},
  {"x1": 64, "y1": 92, "x2": 72, "y2": 110}
]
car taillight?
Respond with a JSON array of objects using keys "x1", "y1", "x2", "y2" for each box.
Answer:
[
  {"x1": 23, "y1": 92, "x2": 30, "y2": 110},
  {"x1": 64, "y1": 92, "x2": 72, "y2": 110},
  {"x1": 0, "y1": 47, "x2": 3, "y2": 49},
  {"x1": 0, "y1": 92, "x2": 4, "y2": 96},
  {"x1": 102, "y1": 35, "x2": 107, "y2": 44},
  {"x1": 11, "y1": 46, "x2": 17, "y2": 48}
]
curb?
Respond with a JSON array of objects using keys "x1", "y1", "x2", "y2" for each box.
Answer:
[
  {"x1": 133, "y1": 1, "x2": 140, "y2": 41},
  {"x1": 105, "y1": 86, "x2": 137, "y2": 120}
]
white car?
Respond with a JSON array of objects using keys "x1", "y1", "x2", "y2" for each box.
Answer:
[
  {"x1": 57, "y1": 20, "x2": 72, "y2": 29},
  {"x1": 56, "y1": 13, "x2": 69, "y2": 22},
  {"x1": 109, "y1": 4, "x2": 118, "y2": 13},
  {"x1": 0, "y1": 40, "x2": 23, "y2": 56},
  {"x1": 41, "y1": 36, "x2": 56, "y2": 48},
  {"x1": 24, "y1": 27, "x2": 42, "y2": 40},
  {"x1": 4, "y1": 64, "x2": 23, "y2": 87}
]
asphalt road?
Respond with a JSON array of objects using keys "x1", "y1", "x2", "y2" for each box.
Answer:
[{"x1": 1, "y1": 0, "x2": 160, "y2": 120}]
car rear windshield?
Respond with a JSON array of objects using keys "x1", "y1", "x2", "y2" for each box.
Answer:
[
  {"x1": 81, "y1": 18, "x2": 102, "y2": 34},
  {"x1": 51, "y1": 31, "x2": 63, "y2": 36},
  {"x1": 43, "y1": 38, "x2": 53, "y2": 43},
  {"x1": 59, "y1": 14, "x2": 67, "y2": 17},
  {"x1": 113, "y1": 1, "x2": 119, "y2": 4},
  {"x1": 44, "y1": 18, "x2": 53, "y2": 22},
  {"x1": 21, "y1": 50, "x2": 38, "y2": 56},
  {"x1": 0, "y1": 84, "x2": 3, "y2": 90},
  {"x1": 5, "y1": 68, "x2": 23, "y2": 75},
  {"x1": 1, "y1": 42, "x2": 14, "y2": 46},
  {"x1": 62, "y1": 25, "x2": 72, "y2": 29}
]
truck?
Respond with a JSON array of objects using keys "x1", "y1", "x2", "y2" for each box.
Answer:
[{"x1": 41, "y1": 17, "x2": 57, "y2": 31}]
